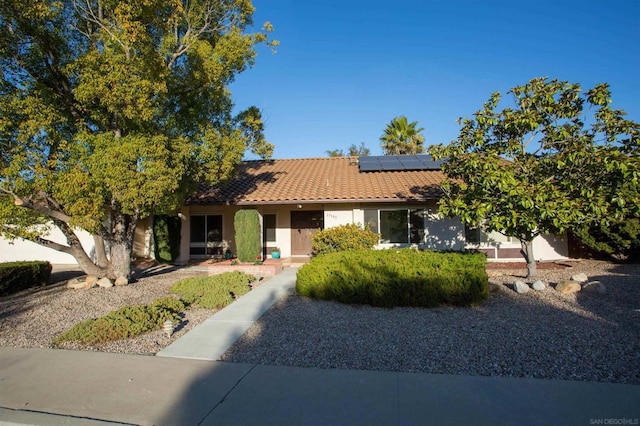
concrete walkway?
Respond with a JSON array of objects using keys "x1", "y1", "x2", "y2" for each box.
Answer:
[
  {"x1": 156, "y1": 266, "x2": 297, "y2": 360},
  {"x1": 1, "y1": 266, "x2": 639, "y2": 425}
]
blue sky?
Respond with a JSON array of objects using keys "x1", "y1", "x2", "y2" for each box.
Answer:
[{"x1": 231, "y1": 0, "x2": 639, "y2": 159}]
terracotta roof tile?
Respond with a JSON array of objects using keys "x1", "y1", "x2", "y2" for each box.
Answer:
[{"x1": 188, "y1": 157, "x2": 444, "y2": 205}]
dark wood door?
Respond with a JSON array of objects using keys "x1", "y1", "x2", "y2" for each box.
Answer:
[{"x1": 291, "y1": 211, "x2": 324, "y2": 255}]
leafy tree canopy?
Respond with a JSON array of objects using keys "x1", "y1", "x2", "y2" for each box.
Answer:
[
  {"x1": 429, "y1": 77, "x2": 639, "y2": 277},
  {"x1": 380, "y1": 116, "x2": 425, "y2": 155},
  {"x1": 326, "y1": 142, "x2": 371, "y2": 157},
  {"x1": 0, "y1": 0, "x2": 277, "y2": 279}
]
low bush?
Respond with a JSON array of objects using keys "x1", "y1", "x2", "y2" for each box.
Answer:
[
  {"x1": 312, "y1": 223, "x2": 379, "y2": 255},
  {"x1": 296, "y1": 249, "x2": 488, "y2": 308},
  {"x1": 0, "y1": 261, "x2": 52, "y2": 297},
  {"x1": 171, "y1": 271, "x2": 255, "y2": 309},
  {"x1": 53, "y1": 297, "x2": 186, "y2": 345}
]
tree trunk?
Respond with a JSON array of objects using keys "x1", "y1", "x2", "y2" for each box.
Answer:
[
  {"x1": 520, "y1": 239, "x2": 537, "y2": 278},
  {"x1": 93, "y1": 235, "x2": 109, "y2": 268},
  {"x1": 106, "y1": 241, "x2": 131, "y2": 280},
  {"x1": 69, "y1": 243, "x2": 106, "y2": 277},
  {"x1": 104, "y1": 207, "x2": 137, "y2": 280}
]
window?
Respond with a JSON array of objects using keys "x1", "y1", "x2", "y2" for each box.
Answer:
[
  {"x1": 190, "y1": 215, "x2": 223, "y2": 256},
  {"x1": 464, "y1": 225, "x2": 513, "y2": 245},
  {"x1": 365, "y1": 208, "x2": 426, "y2": 245},
  {"x1": 263, "y1": 214, "x2": 276, "y2": 243}
]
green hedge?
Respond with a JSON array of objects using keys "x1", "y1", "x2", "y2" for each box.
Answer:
[
  {"x1": 296, "y1": 249, "x2": 488, "y2": 308},
  {"x1": 234, "y1": 209, "x2": 262, "y2": 262},
  {"x1": 0, "y1": 261, "x2": 52, "y2": 297},
  {"x1": 312, "y1": 223, "x2": 379, "y2": 255},
  {"x1": 153, "y1": 215, "x2": 182, "y2": 263},
  {"x1": 53, "y1": 297, "x2": 186, "y2": 345},
  {"x1": 171, "y1": 271, "x2": 255, "y2": 309}
]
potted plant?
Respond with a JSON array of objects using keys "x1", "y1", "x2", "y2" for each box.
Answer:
[{"x1": 271, "y1": 247, "x2": 281, "y2": 259}]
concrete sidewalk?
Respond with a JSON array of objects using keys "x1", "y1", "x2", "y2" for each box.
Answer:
[{"x1": 1, "y1": 347, "x2": 639, "y2": 425}]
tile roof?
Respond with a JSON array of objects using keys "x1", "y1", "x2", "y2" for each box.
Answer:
[{"x1": 188, "y1": 156, "x2": 445, "y2": 205}]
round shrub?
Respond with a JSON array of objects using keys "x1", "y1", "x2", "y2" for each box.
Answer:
[
  {"x1": 312, "y1": 223, "x2": 379, "y2": 255},
  {"x1": 296, "y1": 249, "x2": 488, "y2": 308}
]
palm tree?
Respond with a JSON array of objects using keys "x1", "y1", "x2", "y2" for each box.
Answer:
[{"x1": 380, "y1": 116, "x2": 425, "y2": 155}]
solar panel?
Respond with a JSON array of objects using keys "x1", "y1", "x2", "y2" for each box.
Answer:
[{"x1": 358, "y1": 155, "x2": 443, "y2": 172}]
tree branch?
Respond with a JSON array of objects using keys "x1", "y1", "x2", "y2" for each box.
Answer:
[{"x1": 13, "y1": 196, "x2": 72, "y2": 224}]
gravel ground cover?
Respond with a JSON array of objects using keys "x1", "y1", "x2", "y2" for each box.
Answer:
[
  {"x1": 221, "y1": 260, "x2": 640, "y2": 384},
  {"x1": 1, "y1": 259, "x2": 638, "y2": 384},
  {"x1": 0, "y1": 265, "x2": 261, "y2": 355}
]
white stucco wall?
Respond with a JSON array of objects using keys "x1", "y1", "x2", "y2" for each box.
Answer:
[
  {"x1": 532, "y1": 233, "x2": 569, "y2": 261},
  {"x1": 0, "y1": 227, "x2": 95, "y2": 264}
]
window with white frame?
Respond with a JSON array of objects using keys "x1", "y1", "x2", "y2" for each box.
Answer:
[
  {"x1": 364, "y1": 208, "x2": 426, "y2": 244},
  {"x1": 190, "y1": 215, "x2": 223, "y2": 256}
]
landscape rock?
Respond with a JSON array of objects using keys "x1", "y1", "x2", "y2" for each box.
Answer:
[
  {"x1": 66, "y1": 278, "x2": 90, "y2": 290},
  {"x1": 582, "y1": 280, "x2": 607, "y2": 295},
  {"x1": 513, "y1": 280, "x2": 530, "y2": 294},
  {"x1": 555, "y1": 280, "x2": 582, "y2": 294},
  {"x1": 97, "y1": 277, "x2": 114, "y2": 288},
  {"x1": 489, "y1": 283, "x2": 501, "y2": 292},
  {"x1": 532, "y1": 280, "x2": 546, "y2": 291},
  {"x1": 570, "y1": 273, "x2": 588, "y2": 283},
  {"x1": 115, "y1": 276, "x2": 129, "y2": 287},
  {"x1": 85, "y1": 275, "x2": 98, "y2": 287}
]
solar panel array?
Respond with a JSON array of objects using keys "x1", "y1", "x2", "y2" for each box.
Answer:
[{"x1": 358, "y1": 155, "x2": 444, "y2": 172}]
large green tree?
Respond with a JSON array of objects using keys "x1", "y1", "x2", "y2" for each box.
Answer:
[
  {"x1": 0, "y1": 0, "x2": 276, "y2": 280},
  {"x1": 429, "y1": 78, "x2": 639, "y2": 278},
  {"x1": 380, "y1": 116, "x2": 425, "y2": 155}
]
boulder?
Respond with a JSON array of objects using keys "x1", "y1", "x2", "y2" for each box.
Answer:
[
  {"x1": 582, "y1": 281, "x2": 607, "y2": 295},
  {"x1": 532, "y1": 280, "x2": 546, "y2": 291},
  {"x1": 570, "y1": 273, "x2": 588, "y2": 283},
  {"x1": 115, "y1": 276, "x2": 129, "y2": 287},
  {"x1": 513, "y1": 280, "x2": 530, "y2": 294},
  {"x1": 97, "y1": 277, "x2": 114, "y2": 288},
  {"x1": 556, "y1": 280, "x2": 581, "y2": 294},
  {"x1": 85, "y1": 275, "x2": 98, "y2": 287},
  {"x1": 67, "y1": 278, "x2": 90, "y2": 289}
]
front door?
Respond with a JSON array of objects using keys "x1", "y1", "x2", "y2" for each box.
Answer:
[{"x1": 291, "y1": 211, "x2": 324, "y2": 255}]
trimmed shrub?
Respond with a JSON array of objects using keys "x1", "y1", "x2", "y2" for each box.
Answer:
[
  {"x1": 171, "y1": 271, "x2": 255, "y2": 309},
  {"x1": 312, "y1": 223, "x2": 379, "y2": 255},
  {"x1": 296, "y1": 249, "x2": 488, "y2": 308},
  {"x1": 153, "y1": 215, "x2": 182, "y2": 262},
  {"x1": 234, "y1": 209, "x2": 262, "y2": 262},
  {"x1": 0, "y1": 261, "x2": 52, "y2": 297},
  {"x1": 53, "y1": 297, "x2": 186, "y2": 345}
]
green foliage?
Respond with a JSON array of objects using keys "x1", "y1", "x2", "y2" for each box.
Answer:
[
  {"x1": 153, "y1": 215, "x2": 182, "y2": 263},
  {"x1": 171, "y1": 271, "x2": 254, "y2": 309},
  {"x1": 312, "y1": 223, "x2": 379, "y2": 255},
  {"x1": 380, "y1": 116, "x2": 425, "y2": 155},
  {"x1": 53, "y1": 297, "x2": 185, "y2": 345},
  {"x1": 0, "y1": 261, "x2": 52, "y2": 297},
  {"x1": 296, "y1": 250, "x2": 488, "y2": 308},
  {"x1": 429, "y1": 77, "x2": 639, "y2": 276},
  {"x1": 234, "y1": 209, "x2": 262, "y2": 262},
  {"x1": 0, "y1": 1, "x2": 276, "y2": 278},
  {"x1": 573, "y1": 219, "x2": 640, "y2": 260},
  {"x1": 326, "y1": 142, "x2": 371, "y2": 157}
]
